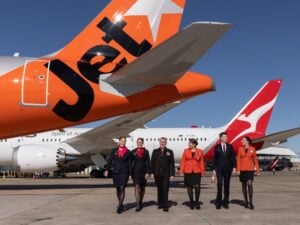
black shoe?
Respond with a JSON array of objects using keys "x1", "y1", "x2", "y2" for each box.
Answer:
[
  {"x1": 117, "y1": 206, "x2": 123, "y2": 214},
  {"x1": 136, "y1": 204, "x2": 142, "y2": 212},
  {"x1": 244, "y1": 201, "x2": 249, "y2": 209},
  {"x1": 195, "y1": 202, "x2": 201, "y2": 210},
  {"x1": 163, "y1": 207, "x2": 169, "y2": 212},
  {"x1": 223, "y1": 204, "x2": 229, "y2": 209},
  {"x1": 249, "y1": 203, "x2": 254, "y2": 210},
  {"x1": 189, "y1": 202, "x2": 195, "y2": 210},
  {"x1": 216, "y1": 205, "x2": 221, "y2": 210}
]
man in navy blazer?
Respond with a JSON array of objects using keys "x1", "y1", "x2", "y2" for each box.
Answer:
[{"x1": 213, "y1": 132, "x2": 236, "y2": 209}]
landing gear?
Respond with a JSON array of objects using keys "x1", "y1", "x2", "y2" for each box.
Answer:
[
  {"x1": 53, "y1": 171, "x2": 66, "y2": 178},
  {"x1": 90, "y1": 169, "x2": 108, "y2": 178}
]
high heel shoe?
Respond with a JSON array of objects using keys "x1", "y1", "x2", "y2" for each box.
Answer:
[
  {"x1": 189, "y1": 202, "x2": 195, "y2": 210},
  {"x1": 136, "y1": 202, "x2": 142, "y2": 212},
  {"x1": 249, "y1": 203, "x2": 254, "y2": 210},
  {"x1": 195, "y1": 202, "x2": 201, "y2": 210},
  {"x1": 117, "y1": 206, "x2": 123, "y2": 214}
]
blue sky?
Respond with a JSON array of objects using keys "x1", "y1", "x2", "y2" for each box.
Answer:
[{"x1": 0, "y1": 0, "x2": 299, "y2": 153}]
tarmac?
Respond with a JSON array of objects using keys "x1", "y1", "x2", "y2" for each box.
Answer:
[{"x1": 0, "y1": 171, "x2": 299, "y2": 225}]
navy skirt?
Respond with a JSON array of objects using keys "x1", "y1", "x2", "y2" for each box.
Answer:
[
  {"x1": 112, "y1": 173, "x2": 129, "y2": 187},
  {"x1": 239, "y1": 171, "x2": 254, "y2": 182},
  {"x1": 132, "y1": 173, "x2": 147, "y2": 186},
  {"x1": 184, "y1": 172, "x2": 201, "y2": 186}
]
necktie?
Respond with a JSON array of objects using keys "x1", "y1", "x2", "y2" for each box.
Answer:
[{"x1": 222, "y1": 144, "x2": 226, "y2": 153}]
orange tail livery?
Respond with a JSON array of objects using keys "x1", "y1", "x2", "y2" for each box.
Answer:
[{"x1": 0, "y1": 0, "x2": 230, "y2": 138}]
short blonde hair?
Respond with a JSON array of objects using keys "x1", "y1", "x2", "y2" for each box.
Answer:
[{"x1": 160, "y1": 137, "x2": 167, "y2": 142}]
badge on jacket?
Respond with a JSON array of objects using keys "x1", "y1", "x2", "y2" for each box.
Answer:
[{"x1": 166, "y1": 152, "x2": 171, "y2": 156}]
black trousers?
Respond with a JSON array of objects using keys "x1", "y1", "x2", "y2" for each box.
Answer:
[
  {"x1": 216, "y1": 169, "x2": 232, "y2": 206},
  {"x1": 155, "y1": 175, "x2": 170, "y2": 208}
]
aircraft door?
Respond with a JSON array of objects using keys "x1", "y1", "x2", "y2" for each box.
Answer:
[{"x1": 21, "y1": 60, "x2": 50, "y2": 106}]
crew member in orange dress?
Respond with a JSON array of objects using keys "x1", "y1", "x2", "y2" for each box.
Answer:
[
  {"x1": 237, "y1": 136, "x2": 260, "y2": 210},
  {"x1": 180, "y1": 138, "x2": 205, "y2": 210}
]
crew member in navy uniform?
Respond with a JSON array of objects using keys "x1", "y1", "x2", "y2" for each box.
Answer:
[
  {"x1": 131, "y1": 137, "x2": 151, "y2": 212},
  {"x1": 151, "y1": 137, "x2": 175, "y2": 212},
  {"x1": 213, "y1": 132, "x2": 236, "y2": 209},
  {"x1": 104, "y1": 136, "x2": 132, "y2": 214}
]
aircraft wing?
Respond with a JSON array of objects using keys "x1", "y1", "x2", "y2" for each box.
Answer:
[
  {"x1": 105, "y1": 22, "x2": 231, "y2": 87},
  {"x1": 63, "y1": 101, "x2": 183, "y2": 155},
  {"x1": 253, "y1": 127, "x2": 300, "y2": 147}
]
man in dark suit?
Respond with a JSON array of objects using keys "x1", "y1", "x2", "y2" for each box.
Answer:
[
  {"x1": 213, "y1": 132, "x2": 236, "y2": 209},
  {"x1": 151, "y1": 137, "x2": 175, "y2": 212}
]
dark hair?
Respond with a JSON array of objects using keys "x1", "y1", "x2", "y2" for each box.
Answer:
[
  {"x1": 189, "y1": 138, "x2": 198, "y2": 147},
  {"x1": 137, "y1": 137, "x2": 144, "y2": 143},
  {"x1": 219, "y1": 132, "x2": 227, "y2": 138},
  {"x1": 118, "y1": 136, "x2": 126, "y2": 141},
  {"x1": 243, "y1": 136, "x2": 252, "y2": 144}
]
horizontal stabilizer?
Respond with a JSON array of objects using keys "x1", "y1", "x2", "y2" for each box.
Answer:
[
  {"x1": 253, "y1": 127, "x2": 300, "y2": 147},
  {"x1": 105, "y1": 22, "x2": 231, "y2": 88}
]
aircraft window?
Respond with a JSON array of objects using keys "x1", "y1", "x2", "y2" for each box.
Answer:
[
  {"x1": 146, "y1": 138, "x2": 148, "y2": 141},
  {"x1": 173, "y1": 138, "x2": 175, "y2": 141},
  {"x1": 59, "y1": 139, "x2": 61, "y2": 142},
  {"x1": 196, "y1": 138, "x2": 199, "y2": 141},
  {"x1": 51, "y1": 139, "x2": 53, "y2": 142},
  {"x1": 204, "y1": 138, "x2": 207, "y2": 141},
  {"x1": 200, "y1": 138, "x2": 203, "y2": 141},
  {"x1": 150, "y1": 138, "x2": 152, "y2": 141},
  {"x1": 169, "y1": 138, "x2": 171, "y2": 141},
  {"x1": 18, "y1": 139, "x2": 20, "y2": 142},
  {"x1": 46, "y1": 139, "x2": 48, "y2": 142},
  {"x1": 185, "y1": 138, "x2": 187, "y2": 141}
]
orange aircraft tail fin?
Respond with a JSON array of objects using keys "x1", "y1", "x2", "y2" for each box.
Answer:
[{"x1": 52, "y1": 0, "x2": 186, "y2": 77}]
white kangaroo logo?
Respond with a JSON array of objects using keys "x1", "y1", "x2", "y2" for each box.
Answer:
[{"x1": 231, "y1": 96, "x2": 278, "y2": 144}]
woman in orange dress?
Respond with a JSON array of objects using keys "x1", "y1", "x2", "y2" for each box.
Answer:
[
  {"x1": 180, "y1": 138, "x2": 205, "y2": 210},
  {"x1": 237, "y1": 136, "x2": 260, "y2": 210}
]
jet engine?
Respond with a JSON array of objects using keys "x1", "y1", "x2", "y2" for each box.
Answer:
[{"x1": 12, "y1": 145, "x2": 66, "y2": 172}]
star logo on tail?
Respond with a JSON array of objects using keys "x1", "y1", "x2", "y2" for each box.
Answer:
[{"x1": 124, "y1": 0, "x2": 183, "y2": 42}]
